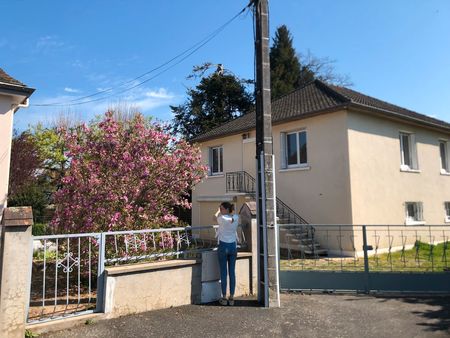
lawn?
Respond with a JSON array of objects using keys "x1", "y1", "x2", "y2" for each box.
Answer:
[{"x1": 280, "y1": 241, "x2": 449, "y2": 272}]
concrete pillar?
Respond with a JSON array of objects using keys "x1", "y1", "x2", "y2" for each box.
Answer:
[{"x1": 0, "y1": 207, "x2": 33, "y2": 338}]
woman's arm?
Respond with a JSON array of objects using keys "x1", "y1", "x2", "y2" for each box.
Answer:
[{"x1": 213, "y1": 208, "x2": 221, "y2": 223}]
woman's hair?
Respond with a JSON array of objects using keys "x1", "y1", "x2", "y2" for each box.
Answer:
[{"x1": 220, "y1": 202, "x2": 234, "y2": 213}]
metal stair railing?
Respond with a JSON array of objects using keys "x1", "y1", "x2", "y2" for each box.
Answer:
[
  {"x1": 225, "y1": 171, "x2": 326, "y2": 257},
  {"x1": 226, "y1": 171, "x2": 256, "y2": 194},
  {"x1": 226, "y1": 171, "x2": 308, "y2": 224}
]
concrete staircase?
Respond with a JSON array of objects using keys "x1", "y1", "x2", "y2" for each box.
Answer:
[{"x1": 226, "y1": 171, "x2": 327, "y2": 258}]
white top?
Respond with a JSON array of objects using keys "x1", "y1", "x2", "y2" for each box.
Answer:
[{"x1": 216, "y1": 214, "x2": 239, "y2": 243}]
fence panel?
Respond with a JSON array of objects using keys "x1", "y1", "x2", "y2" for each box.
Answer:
[
  {"x1": 27, "y1": 233, "x2": 101, "y2": 323},
  {"x1": 279, "y1": 224, "x2": 450, "y2": 293}
]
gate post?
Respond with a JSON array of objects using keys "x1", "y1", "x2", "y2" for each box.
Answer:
[
  {"x1": 362, "y1": 225, "x2": 370, "y2": 293},
  {"x1": 96, "y1": 232, "x2": 106, "y2": 312},
  {"x1": 0, "y1": 207, "x2": 33, "y2": 338}
]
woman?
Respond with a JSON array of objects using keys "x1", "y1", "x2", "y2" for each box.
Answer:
[{"x1": 214, "y1": 202, "x2": 239, "y2": 306}]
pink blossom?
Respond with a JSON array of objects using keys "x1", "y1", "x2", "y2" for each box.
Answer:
[{"x1": 51, "y1": 111, "x2": 206, "y2": 233}]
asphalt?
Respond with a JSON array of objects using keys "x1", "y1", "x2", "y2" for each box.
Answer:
[{"x1": 42, "y1": 293, "x2": 450, "y2": 338}]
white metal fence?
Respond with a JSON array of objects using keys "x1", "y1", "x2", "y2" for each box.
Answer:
[{"x1": 28, "y1": 224, "x2": 247, "y2": 323}]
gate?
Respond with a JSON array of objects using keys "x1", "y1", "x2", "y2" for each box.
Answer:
[
  {"x1": 279, "y1": 224, "x2": 450, "y2": 293},
  {"x1": 27, "y1": 233, "x2": 102, "y2": 323}
]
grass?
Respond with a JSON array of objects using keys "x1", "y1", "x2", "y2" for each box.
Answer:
[
  {"x1": 280, "y1": 241, "x2": 449, "y2": 272},
  {"x1": 25, "y1": 329, "x2": 39, "y2": 338},
  {"x1": 33, "y1": 249, "x2": 57, "y2": 261}
]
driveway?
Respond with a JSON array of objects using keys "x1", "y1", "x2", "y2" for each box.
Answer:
[{"x1": 42, "y1": 293, "x2": 450, "y2": 338}]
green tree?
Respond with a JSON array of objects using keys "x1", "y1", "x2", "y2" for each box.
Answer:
[
  {"x1": 270, "y1": 25, "x2": 310, "y2": 99},
  {"x1": 171, "y1": 63, "x2": 254, "y2": 140},
  {"x1": 31, "y1": 123, "x2": 71, "y2": 193},
  {"x1": 270, "y1": 25, "x2": 352, "y2": 99},
  {"x1": 8, "y1": 130, "x2": 51, "y2": 224}
]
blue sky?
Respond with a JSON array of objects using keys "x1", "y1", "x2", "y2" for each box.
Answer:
[{"x1": 1, "y1": 0, "x2": 450, "y2": 131}]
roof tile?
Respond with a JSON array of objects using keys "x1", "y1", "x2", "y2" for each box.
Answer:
[
  {"x1": 192, "y1": 80, "x2": 450, "y2": 142},
  {"x1": 0, "y1": 68, "x2": 26, "y2": 87}
]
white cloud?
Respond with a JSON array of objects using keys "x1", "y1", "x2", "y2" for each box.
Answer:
[
  {"x1": 64, "y1": 87, "x2": 80, "y2": 93},
  {"x1": 14, "y1": 86, "x2": 180, "y2": 131},
  {"x1": 90, "y1": 86, "x2": 177, "y2": 113},
  {"x1": 145, "y1": 88, "x2": 173, "y2": 99},
  {"x1": 71, "y1": 59, "x2": 84, "y2": 68},
  {"x1": 36, "y1": 35, "x2": 65, "y2": 49}
]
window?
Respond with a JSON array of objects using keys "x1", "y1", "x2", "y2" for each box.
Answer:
[
  {"x1": 281, "y1": 130, "x2": 307, "y2": 169},
  {"x1": 209, "y1": 146, "x2": 223, "y2": 175},
  {"x1": 399, "y1": 132, "x2": 418, "y2": 171},
  {"x1": 445, "y1": 202, "x2": 450, "y2": 223},
  {"x1": 439, "y1": 140, "x2": 449, "y2": 173},
  {"x1": 405, "y1": 202, "x2": 424, "y2": 225}
]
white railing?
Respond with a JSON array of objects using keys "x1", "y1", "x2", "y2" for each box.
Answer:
[
  {"x1": 28, "y1": 233, "x2": 100, "y2": 323},
  {"x1": 102, "y1": 225, "x2": 220, "y2": 265},
  {"x1": 28, "y1": 224, "x2": 247, "y2": 323}
]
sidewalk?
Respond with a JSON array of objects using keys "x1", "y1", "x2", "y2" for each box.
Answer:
[{"x1": 42, "y1": 293, "x2": 449, "y2": 338}]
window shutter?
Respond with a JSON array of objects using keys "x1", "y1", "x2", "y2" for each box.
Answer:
[
  {"x1": 280, "y1": 132, "x2": 287, "y2": 169},
  {"x1": 208, "y1": 148, "x2": 212, "y2": 175},
  {"x1": 418, "y1": 202, "x2": 424, "y2": 221},
  {"x1": 411, "y1": 134, "x2": 418, "y2": 169},
  {"x1": 447, "y1": 142, "x2": 450, "y2": 171}
]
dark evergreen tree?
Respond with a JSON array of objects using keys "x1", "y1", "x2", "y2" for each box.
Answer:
[
  {"x1": 270, "y1": 25, "x2": 313, "y2": 99},
  {"x1": 171, "y1": 64, "x2": 254, "y2": 140},
  {"x1": 270, "y1": 25, "x2": 351, "y2": 99}
]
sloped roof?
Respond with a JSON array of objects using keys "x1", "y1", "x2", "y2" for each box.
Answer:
[
  {"x1": 0, "y1": 67, "x2": 35, "y2": 96},
  {"x1": 192, "y1": 80, "x2": 450, "y2": 142},
  {"x1": 0, "y1": 68, "x2": 26, "y2": 86}
]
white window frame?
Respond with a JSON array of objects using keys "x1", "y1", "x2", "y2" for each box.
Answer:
[
  {"x1": 280, "y1": 130, "x2": 308, "y2": 169},
  {"x1": 445, "y1": 202, "x2": 450, "y2": 223},
  {"x1": 404, "y1": 202, "x2": 425, "y2": 225},
  {"x1": 209, "y1": 146, "x2": 223, "y2": 176},
  {"x1": 399, "y1": 132, "x2": 419, "y2": 172},
  {"x1": 439, "y1": 140, "x2": 450, "y2": 174}
]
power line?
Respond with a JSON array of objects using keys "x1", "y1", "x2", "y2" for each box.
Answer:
[{"x1": 32, "y1": 3, "x2": 253, "y2": 107}]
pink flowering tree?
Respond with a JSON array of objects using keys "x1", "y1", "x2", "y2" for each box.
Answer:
[{"x1": 51, "y1": 112, "x2": 206, "y2": 233}]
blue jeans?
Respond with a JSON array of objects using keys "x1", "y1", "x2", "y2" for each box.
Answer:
[{"x1": 217, "y1": 241, "x2": 237, "y2": 297}]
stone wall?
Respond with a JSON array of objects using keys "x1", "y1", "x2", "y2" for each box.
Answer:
[{"x1": 103, "y1": 252, "x2": 253, "y2": 318}]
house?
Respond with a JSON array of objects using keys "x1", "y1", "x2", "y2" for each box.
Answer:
[
  {"x1": 0, "y1": 68, "x2": 35, "y2": 222},
  {"x1": 190, "y1": 80, "x2": 450, "y2": 254}
]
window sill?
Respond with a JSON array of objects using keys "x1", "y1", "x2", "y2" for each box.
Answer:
[
  {"x1": 440, "y1": 170, "x2": 450, "y2": 176},
  {"x1": 405, "y1": 220, "x2": 426, "y2": 226},
  {"x1": 207, "y1": 174, "x2": 224, "y2": 179},
  {"x1": 400, "y1": 167, "x2": 421, "y2": 173},
  {"x1": 445, "y1": 218, "x2": 450, "y2": 223},
  {"x1": 279, "y1": 166, "x2": 311, "y2": 173}
]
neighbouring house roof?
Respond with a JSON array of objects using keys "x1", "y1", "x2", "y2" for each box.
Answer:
[
  {"x1": 192, "y1": 80, "x2": 450, "y2": 142},
  {"x1": 0, "y1": 67, "x2": 35, "y2": 97}
]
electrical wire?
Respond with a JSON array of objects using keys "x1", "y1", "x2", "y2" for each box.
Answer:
[{"x1": 32, "y1": 3, "x2": 253, "y2": 107}]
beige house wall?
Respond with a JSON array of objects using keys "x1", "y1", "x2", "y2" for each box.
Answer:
[
  {"x1": 192, "y1": 110, "x2": 353, "y2": 226},
  {"x1": 192, "y1": 133, "x2": 247, "y2": 226},
  {"x1": 347, "y1": 110, "x2": 450, "y2": 225},
  {"x1": 272, "y1": 111, "x2": 352, "y2": 224},
  {"x1": 0, "y1": 94, "x2": 19, "y2": 222}
]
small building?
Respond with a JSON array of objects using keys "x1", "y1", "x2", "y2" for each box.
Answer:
[
  {"x1": 190, "y1": 80, "x2": 450, "y2": 253},
  {"x1": 0, "y1": 68, "x2": 35, "y2": 221}
]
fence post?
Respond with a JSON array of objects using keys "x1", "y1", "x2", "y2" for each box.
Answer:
[
  {"x1": 362, "y1": 225, "x2": 370, "y2": 294},
  {"x1": 0, "y1": 207, "x2": 33, "y2": 338},
  {"x1": 96, "y1": 232, "x2": 106, "y2": 312}
]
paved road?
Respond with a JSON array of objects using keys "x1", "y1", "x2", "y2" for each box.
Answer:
[{"x1": 43, "y1": 293, "x2": 450, "y2": 338}]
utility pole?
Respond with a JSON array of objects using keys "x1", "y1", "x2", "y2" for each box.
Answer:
[{"x1": 253, "y1": 0, "x2": 280, "y2": 308}]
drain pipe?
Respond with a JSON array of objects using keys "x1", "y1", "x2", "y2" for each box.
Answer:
[{"x1": 11, "y1": 97, "x2": 30, "y2": 112}]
